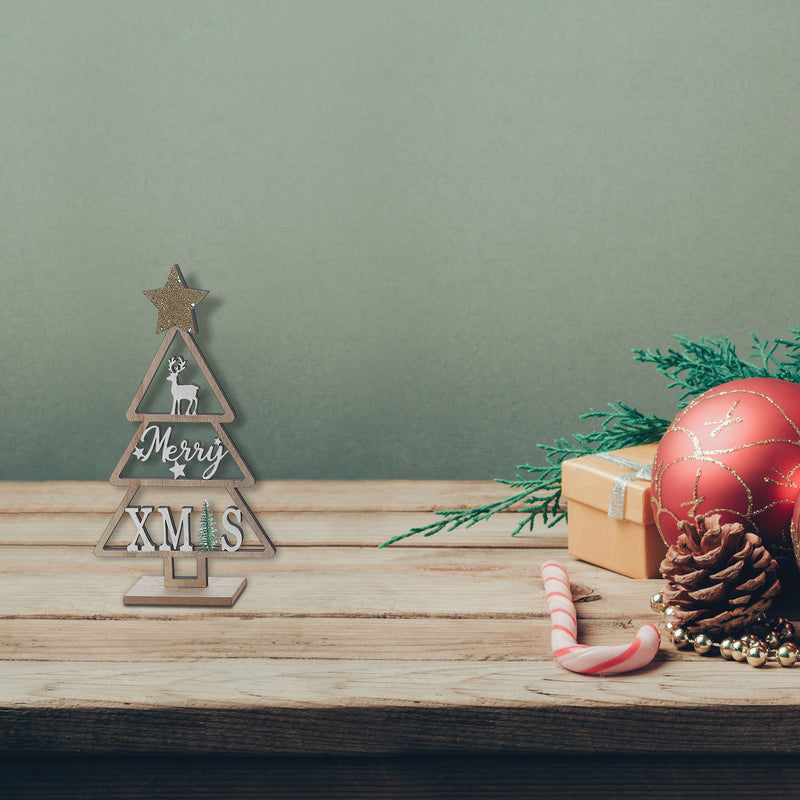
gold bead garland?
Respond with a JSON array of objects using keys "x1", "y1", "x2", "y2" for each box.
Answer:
[{"x1": 650, "y1": 593, "x2": 798, "y2": 668}]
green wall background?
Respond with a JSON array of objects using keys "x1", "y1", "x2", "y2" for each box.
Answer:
[{"x1": 3, "y1": 1, "x2": 800, "y2": 481}]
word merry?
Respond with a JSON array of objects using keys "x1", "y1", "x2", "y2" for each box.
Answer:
[
  {"x1": 125, "y1": 505, "x2": 244, "y2": 552},
  {"x1": 133, "y1": 424, "x2": 228, "y2": 479}
]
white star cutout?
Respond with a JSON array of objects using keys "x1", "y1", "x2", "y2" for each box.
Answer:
[
  {"x1": 133, "y1": 446, "x2": 146, "y2": 461},
  {"x1": 169, "y1": 462, "x2": 186, "y2": 479}
]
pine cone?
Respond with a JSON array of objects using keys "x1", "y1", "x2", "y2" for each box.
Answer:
[{"x1": 660, "y1": 514, "x2": 781, "y2": 636}]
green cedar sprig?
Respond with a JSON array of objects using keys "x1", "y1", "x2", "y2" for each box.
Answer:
[
  {"x1": 632, "y1": 329, "x2": 800, "y2": 405},
  {"x1": 381, "y1": 327, "x2": 800, "y2": 547},
  {"x1": 754, "y1": 327, "x2": 800, "y2": 383},
  {"x1": 196, "y1": 498, "x2": 219, "y2": 551},
  {"x1": 379, "y1": 402, "x2": 669, "y2": 547},
  {"x1": 632, "y1": 334, "x2": 768, "y2": 406}
]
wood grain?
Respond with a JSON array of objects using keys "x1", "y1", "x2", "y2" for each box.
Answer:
[
  {"x1": 4, "y1": 478, "x2": 797, "y2": 793},
  {"x1": 6, "y1": 650, "x2": 791, "y2": 717},
  {"x1": 0, "y1": 545, "x2": 656, "y2": 618},
  {"x1": 3, "y1": 753, "x2": 796, "y2": 800},
  {"x1": 0, "y1": 510, "x2": 566, "y2": 547},
  {"x1": 2, "y1": 658, "x2": 799, "y2": 754},
  {"x1": 0, "y1": 480, "x2": 539, "y2": 514},
  {"x1": 0, "y1": 616, "x2": 649, "y2": 661}
]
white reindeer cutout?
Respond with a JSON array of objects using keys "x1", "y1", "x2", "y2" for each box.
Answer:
[{"x1": 166, "y1": 356, "x2": 200, "y2": 415}]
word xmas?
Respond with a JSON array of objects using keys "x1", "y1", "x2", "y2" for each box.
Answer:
[
  {"x1": 133, "y1": 424, "x2": 228, "y2": 480},
  {"x1": 125, "y1": 504, "x2": 244, "y2": 552}
]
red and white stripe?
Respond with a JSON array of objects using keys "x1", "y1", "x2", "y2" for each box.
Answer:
[{"x1": 541, "y1": 560, "x2": 660, "y2": 675}]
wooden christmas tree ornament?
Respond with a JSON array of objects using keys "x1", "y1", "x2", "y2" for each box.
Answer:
[{"x1": 96, "y1": 265, "x2": 276, "y2": 606}]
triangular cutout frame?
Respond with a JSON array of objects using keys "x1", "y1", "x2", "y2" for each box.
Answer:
[
  {"x1": 110, "y1": 419, "x2": 256, "y2": 487},
  {"x1": 127, "y1": 327, "x2": 235, "y2": 423},
  {"x1": 95, "y1": 484, "x2": 276, "y2": 558}
]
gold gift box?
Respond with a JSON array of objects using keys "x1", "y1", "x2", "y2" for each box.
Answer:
[{"x1": 561, "y1": 443, "x2": 666, "y2": 579}]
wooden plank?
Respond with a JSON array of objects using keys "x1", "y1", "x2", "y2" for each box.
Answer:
[
  {"x1": 0, "y1": 511, "x2": 566, "y2": 548},
  {"x1": 0, "y1": 616, "x2": 653, "y2": 662},
  {"x1": 2, "y1": 658, "x2": 800, "y2": 754},
  {"x1": 3, "y1": 753, "x2": 796, "y2": 800},
  {"x1": 3, "y1": 485, "x2": 800, "y2": 768},
  {"x1": 0, "y1": 480, "x2": 538, "y2": 514},
  {"x1": 0, "y1": 546, "x2": 659, "y2": 619}
]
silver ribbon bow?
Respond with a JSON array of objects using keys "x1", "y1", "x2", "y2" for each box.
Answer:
[{"x1": 592, "y1": 452, "x2": 653, "y2": 520}]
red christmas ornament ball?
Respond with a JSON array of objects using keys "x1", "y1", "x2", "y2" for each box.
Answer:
[{"x1": 651, "y1": 377, "x2": 800, "y2": 566}]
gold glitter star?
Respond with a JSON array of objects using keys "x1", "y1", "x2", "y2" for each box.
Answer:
[{"x1": 144, "y1": 265, "x2": 209, "y2": 334}]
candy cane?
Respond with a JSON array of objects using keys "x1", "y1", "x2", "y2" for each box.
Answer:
[{"x1": 541, "y1": 560, "x2": 660, "y2": 675}]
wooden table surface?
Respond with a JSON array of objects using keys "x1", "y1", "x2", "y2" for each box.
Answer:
[{"x1": 3, "y1": 480, "x2": 800, "y2": 799}]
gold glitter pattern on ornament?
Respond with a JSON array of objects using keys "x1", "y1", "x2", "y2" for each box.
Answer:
[
  {"x1": 704, "y1": 400, "x2": 743, "y2": 438},
  {"x1": 678, "y1": 469, "x2": 706, "y2": 518},
  {"x1": 144, "y1": 265, "x2": 209, "y2": 334},
  {"x1": 765, "y1": 465, "x2": 797, "y2": 489},
  {"x1": 651, "y1": 385, "x2": 800, "y2": 562}
]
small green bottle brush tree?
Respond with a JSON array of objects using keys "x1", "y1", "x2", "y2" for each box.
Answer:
[
  {"x1": 381, "y1": 329, "x2": 800, "y2": 547},
  {"x1": 196, "y1": 499, "x2": 219, "y2": 551}
]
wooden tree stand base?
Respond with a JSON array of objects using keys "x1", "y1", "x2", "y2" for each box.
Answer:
[{"x1": 123, "y1": 575, "x2": 246, "y2": 606}]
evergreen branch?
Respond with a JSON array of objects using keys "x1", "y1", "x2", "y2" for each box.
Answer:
[
  {"x1": 633, "y1": 334, "x2": 767, "y2": 405},
  {"x1": 580, "y1": 402, "x2": 671, "y2": 450},
  {"x1": 377, "y1": 483, "x2": 552, "y2": 548},
  {"x1": 383, "y1": 326, "x2": 800, "y2": 548},
  {"x1": 380, "y1": 402, "x2": 668, "y2": 546},
  {"x1": 750, "y1": 333, "x2": 781, "y2": 375},
  {"x1": 761, "y1": 327, "x2": 800, "y2": 382}
]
